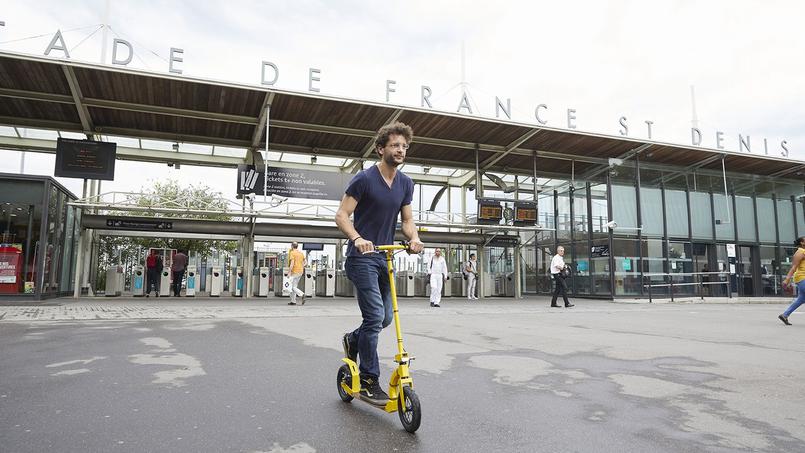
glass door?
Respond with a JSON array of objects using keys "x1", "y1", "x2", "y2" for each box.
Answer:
[{"x1": 738, "y1": 246, "x2": 758, "y2": 296}]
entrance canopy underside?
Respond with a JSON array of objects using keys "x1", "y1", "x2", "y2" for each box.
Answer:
[{"x1": 1, "y1": 50, "x2": 803, "y2": 181}]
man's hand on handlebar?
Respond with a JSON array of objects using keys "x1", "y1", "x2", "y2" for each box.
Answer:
[
  {"x1": 407, "y1": 239, "x2": 424, "y2": 254},
  {"x1": 356, "y1": 237, "x2": 376, "y2": 254}
]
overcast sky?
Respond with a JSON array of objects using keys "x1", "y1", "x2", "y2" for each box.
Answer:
[{"x1": 1, "y1": 0, "x2": 804, "y2": 198}]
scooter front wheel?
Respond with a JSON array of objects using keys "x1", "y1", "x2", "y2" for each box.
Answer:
[
  {"x1": 336, "y1": 364, "x2": 354, "y2": 402},
  {"x1": 397, "y1": 386, "x2": 421, "y2": 433}
]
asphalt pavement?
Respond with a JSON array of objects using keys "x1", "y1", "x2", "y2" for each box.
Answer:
[{"x1": 1, "y1": 296, "x2": 803, "y2": 452}]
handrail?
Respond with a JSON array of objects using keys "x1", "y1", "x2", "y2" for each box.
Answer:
[{"x1": 641, "y1": 271, "x2": 732, "y2": 303}]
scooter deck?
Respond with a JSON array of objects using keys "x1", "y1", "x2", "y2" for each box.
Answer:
[{"x1": 341, "y1": 358, "x2": 398, "y2": 412}]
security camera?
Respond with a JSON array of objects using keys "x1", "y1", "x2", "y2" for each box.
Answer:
[
  {"x1": 167, "y1": 162, "x2": 174, "y2": 168},
  {"x1": 246, "y1": 193, "x2": 256, "y2": 202},
  {"x1": 605, "y1": 220, "x2": 618, "y2": 230}
]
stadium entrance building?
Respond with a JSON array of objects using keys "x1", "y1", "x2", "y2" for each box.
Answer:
[{"x1": 0, "y1": 51, "x2": 802, "y2": 300}]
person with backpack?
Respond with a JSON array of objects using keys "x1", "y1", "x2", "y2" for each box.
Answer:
[
  {"x1": 428, "y1": 248, "x2": 448, "y2": 307},
  {"x1": 145, "y1": 249, "x2": 163, "y2": 297},
  {"x1": 465, "y1": 253, "x2": 478, "y2": 300}
]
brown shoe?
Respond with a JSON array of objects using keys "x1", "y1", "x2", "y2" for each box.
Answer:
[{"x1": 300, "y1": 295, "x2": 306, "y2": 305}]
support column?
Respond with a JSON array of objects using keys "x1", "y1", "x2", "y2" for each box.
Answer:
[
  {"x1": 72, "y1": 227, "x2": 84, "y2": 298},
  {"x1": 514, "y1": 243, "x2": 522, "y2": 299},
  {"x1": 242, "y1": 235, "x2": 255, "y2": 299},
  {"x1": 477, "y1": 244, "x2": 485, "y2": 298}
]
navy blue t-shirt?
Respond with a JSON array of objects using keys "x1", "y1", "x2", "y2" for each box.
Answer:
[{"x1": 344, "y1": 165, "x2": 414, "y2": 258}]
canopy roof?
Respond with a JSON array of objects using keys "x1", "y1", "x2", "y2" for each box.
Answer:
[{"x1": 1, "y1": 50, "x2": 802, "y2": 181}]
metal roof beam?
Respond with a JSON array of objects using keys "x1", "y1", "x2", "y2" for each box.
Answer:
[
  {"x1": 0, "y1": 87, "x2": 75, "y2": 104},
  {"x1": 83, "y1": 97, "x2": 259, "y2": 125},
  {"x1": 0, "y1": 115, "x2": 81, "y2": 131},
  {"x1": 578, "y1": 143, "x2": 653, "y2": 181},
  {"x1": 480, "y1": 128, "x2": 541, "y2": 170},
  {"x1": 62, "y1": 65, "x2": 95, "y2": 134},
  {"x1": 250, "y1": 92, "x2": 275, "y2": 149}
]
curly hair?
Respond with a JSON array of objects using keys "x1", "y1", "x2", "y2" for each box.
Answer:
[{"x1": 374, "y1": 122, "x2": 414, "y2": 150}]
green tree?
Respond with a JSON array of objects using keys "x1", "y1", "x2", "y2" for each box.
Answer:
[{"x1": 98, "y1": 180, "x2": 237, "y2": 269}]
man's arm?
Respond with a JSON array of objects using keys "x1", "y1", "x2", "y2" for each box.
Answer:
[
  {"x1": 335, "y1": 194, "x2": 374, "y2": 254},
  {"x1": 399, "y1": 204, "x2": 424, "y2": 254}
]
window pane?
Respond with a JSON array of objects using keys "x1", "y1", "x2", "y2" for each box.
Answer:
[
  {"x1": 665, "y1": 190, "x2": 689, "y2": 238},
  {"x1": 573, "y1": 186, "x2": 589, "y2": 241},
  {"x1": 613, "y1": 238, "x2": 640, "y2": 296},
  {"x1": 797, "y1": 202, "x2": 805, "y2": 237},
  {"x1": 590, "y1": 183, "x2": 609, "y2": 236},
  {"x1": 714, "y1": 194, "x2": 734, "y2": 241},
  {"x1": 690, "y1": 191, "x2": 712, "y2": 240},
  {"x1": 756, "y1": 197, "x2": 776, "y2": 243},
  {"x1": 735, "y1": 196, "x2": 755, "y2": 242},
  {"x1": 639, "y1": 188, "x2": 663, "y2": 237},
  {"x1": 777, "y1": 199, "x2": 795, "y2": 243},
  {"x1": 611, "y1": 185, "x2": 637, "y2": 230}
]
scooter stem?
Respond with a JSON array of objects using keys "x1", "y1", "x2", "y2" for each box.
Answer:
[{"x1": 384, "y1": 249, "x2": 406, "y2": 357}]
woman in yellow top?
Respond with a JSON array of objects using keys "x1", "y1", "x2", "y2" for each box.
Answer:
[{"x1": 780, "y1": 236, "x2": 805, "y2": 325}]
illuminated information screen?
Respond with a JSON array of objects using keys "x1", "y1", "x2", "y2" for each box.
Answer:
[{"x1": 477, "y1": 200, "x2": 503, "y2": 224}]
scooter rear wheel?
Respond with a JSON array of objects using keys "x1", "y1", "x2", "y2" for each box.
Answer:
[
  {"x1": 336, "y1": 364, "x2": 354, "y2": 402},
  {"x1": 397, "y1": 386, "x2": 421, "y2": 433}
]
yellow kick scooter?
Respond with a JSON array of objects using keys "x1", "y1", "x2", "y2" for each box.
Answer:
[{"x1": 336, "y1": 243, "x2": 422, "y2": 433}]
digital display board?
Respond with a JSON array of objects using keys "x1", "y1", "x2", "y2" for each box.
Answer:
[
  {"x1": 55, "y1": 138, "x2": 117, "y2": 180},
  {"x1": 477, "y1": 200, "x2": 503, "y2": 224},
  {"x1": 514, "y1": 202, "x2": 537, "y2": 225},
  {"x1": 302, "y1": 243, "x2": 324, "y2": 251}
]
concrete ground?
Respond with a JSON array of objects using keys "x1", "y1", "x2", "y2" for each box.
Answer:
[{"x1": 0, "y1": 295, "x2": 803, "y2": 452}]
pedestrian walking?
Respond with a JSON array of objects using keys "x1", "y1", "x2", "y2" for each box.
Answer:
[
  {"x1": 287, "y1": 242, "x2": 306, "y2": 305},
  {"x1": 170, "y1": 250, "x2": 188, "y2": 297},
  {"x1": 145, "y1": 249, "x2": 162, "y2": 297},
  {"x1": 550, "y1": 246, "x2": 574, "y2": 308},
  {"x1": 428, "y1": 248, "x2": 448, "y2": 307},
  {"x1": 465, "y1": 253, "x2": 478, "y2": 300},
  {"x1": 779, "y1": 236, "x2": 805, "y2": 325}
]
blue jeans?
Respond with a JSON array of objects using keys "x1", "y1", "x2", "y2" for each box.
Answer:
[
  {"x1": 345, "y1": 256, "x2": 393, "y2": 379},
  {"x1": 783, "y1": 280, "x2": 805, "y2": 317}
]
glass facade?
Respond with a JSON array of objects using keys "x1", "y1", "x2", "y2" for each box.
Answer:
[
  {"x1": 0, "y1": 174, "x2": 78, "y2": 299},
  {"x1": 530, "y1": 162, "x2": 805, "y2": 299}
]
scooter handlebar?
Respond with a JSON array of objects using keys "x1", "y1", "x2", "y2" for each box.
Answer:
[{"x1": 376, "y1": 243, "x2": 409, "y2": 252}]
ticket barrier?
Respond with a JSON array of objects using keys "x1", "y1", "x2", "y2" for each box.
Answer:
[
  {"x1": 274, "y1": 267, "x2": 290, "y2": 297},
  {"x1": 209, "y1": 266, "x2": 223, "y2": 297},
  {"x1": 395, "y1": 271, "x2": 416, "y2": 297},
  {"x1": 105, "y1": 265, "x2": 124, "y2": 297},
  {"x1": 160, "y1": 269, "x2": 172, "y2": 297},
  {"x1": 489, "y1": 273, "x2": 515, "y2": 297},
  {"x1": 255, "y1": 266, "x2": 270, "y2": 297},
  {"x1": 316, "y1": 268, "x2": 335, "y2": 297},
  {"x1": 186, "y1": 265, "x2": 199, "y2": 297},
  {"x1": 132, "y1": 265, "x2": 145, "y2": 297},
  {"x1": 232, "y1": 266, "x2": 244, "y2": 297},
  {"x1": 502, "y1": 272, "x2": 515, "y2": 297},
  {"x1": 482, "y1": 273, "x2": 494, "y2": 297},
  {"x1": 451, "y1": 272, "x2": 466, "y2": 297},
  {"x1": 414, "y1": 272, "x2": 429, "y2": 297},
  {"x1": 303, "y1": 267, "x2": 316, "y2": 298},
  {"x1": 334, "y1": 270, "x2": 354, "y2": 297}
]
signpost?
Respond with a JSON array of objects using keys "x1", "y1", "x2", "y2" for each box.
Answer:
[
  {"x1": 237, "y1": 165, "x2": 346, "y2": 200},
  {"x1": 105, "y1": 219, "x2": 173, "y2": 230}
]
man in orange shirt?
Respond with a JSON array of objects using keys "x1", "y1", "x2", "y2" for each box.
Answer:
[{"x1": 287, "y1": 242, "x2": 306, "y2": 305}]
